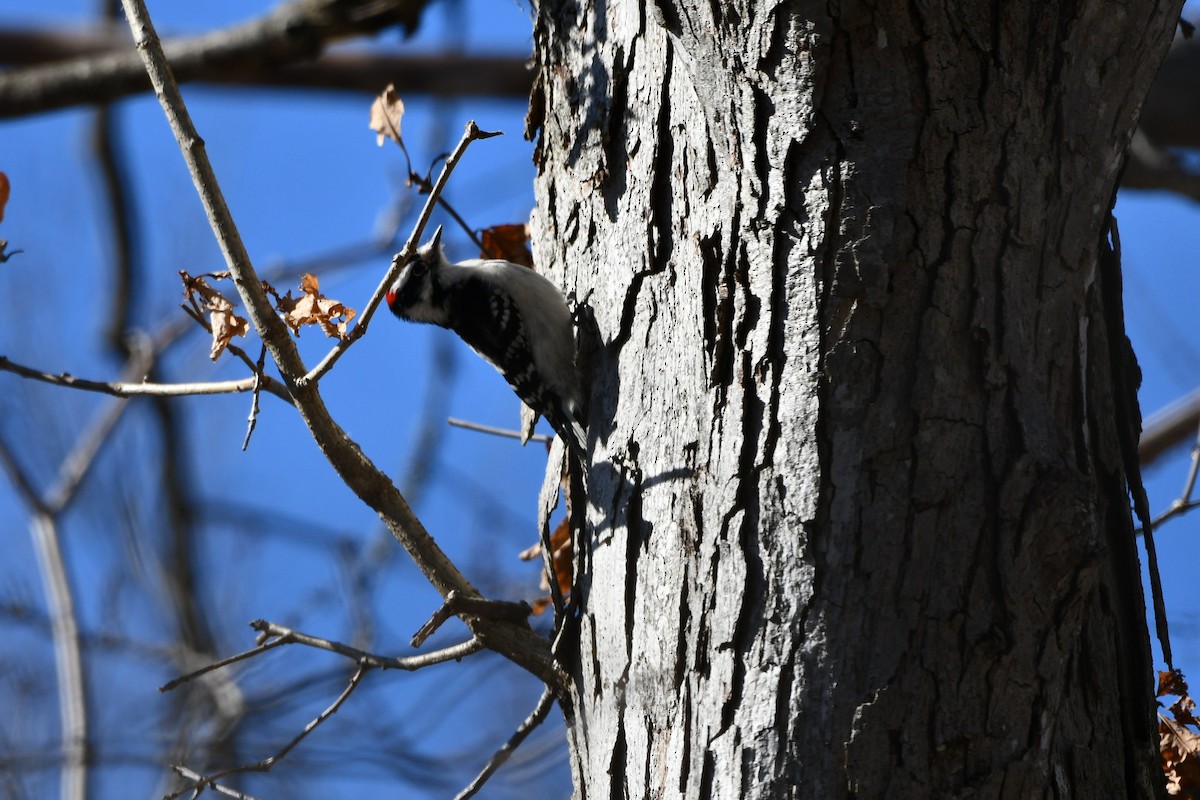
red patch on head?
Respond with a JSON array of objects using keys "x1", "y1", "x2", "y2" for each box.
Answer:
[{"x1": 385, "y1": 289, "x2": 397, "y2": 307}]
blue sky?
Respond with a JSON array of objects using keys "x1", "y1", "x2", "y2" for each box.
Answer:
[
  {"x1": 1116, "y1": 191, "x2": 1200, "y2": 672},
  {"x1": 1, "y1": 1, "x2": 1198, "y2": 797},
  {"x1": 0, "y1": 2, "x2": 570, "y2": 798}
]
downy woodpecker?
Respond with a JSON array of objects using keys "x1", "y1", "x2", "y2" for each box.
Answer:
[{"x1": 386, "y1": 226, "x2": 587, "y2": 460}]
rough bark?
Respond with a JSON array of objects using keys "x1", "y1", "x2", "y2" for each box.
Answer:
[{"x1": 529, "y1": 2, "x2": 1177, "y2": 798}]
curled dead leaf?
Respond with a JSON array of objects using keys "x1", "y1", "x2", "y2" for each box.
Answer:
[
  {"x1": 180, "y1": 271, "x2": 249, "y2": 360},
  {"x1": 480, "y1": 223, "x2": 533, "y2": 267},
  {"x1": 524, "y1": 516, "x2": 573, "y2": 616},
  {"x1": 369, "y1": 84, "x2": 405, "y2": 147},
  {"x1": 1159, "y1": 669, "x2": 1200, "y2": 796},
  {"x1": 276, "y1": 273, "x2": 357, "y2": 340}
]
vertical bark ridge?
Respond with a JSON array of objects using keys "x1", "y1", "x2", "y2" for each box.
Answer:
[{"x1": 529, "y1": 1, "x2": 1177, "y2": 797}]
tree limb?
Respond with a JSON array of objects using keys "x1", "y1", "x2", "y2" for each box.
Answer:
[
  {"x1": 0, "y1": 23, "x2": 531, "y2": 118},
  {"x1": 0, "y1": 0, "x2": 440, "y2": 119},
  {"x1": 119, "y1": 0, "x2": 563, "y2": 690}
]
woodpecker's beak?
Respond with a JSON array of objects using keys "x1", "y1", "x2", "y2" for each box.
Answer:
[{"x1": 430, "y1": 224, "x2": 443, "y2": 251}]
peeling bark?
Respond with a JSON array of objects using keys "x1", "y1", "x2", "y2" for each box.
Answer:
[{"x1": 530, "y1": 2, "x2": 1177, "y2": 797}]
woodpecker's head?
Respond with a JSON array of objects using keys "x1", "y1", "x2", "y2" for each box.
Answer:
[{"x1": 386, "y1": 225, "x2": 451, "y2": 326}]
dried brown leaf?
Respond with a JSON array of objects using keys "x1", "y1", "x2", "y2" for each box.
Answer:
[
  {"x1": 1161, "y1": 669, "x2": 1200, "y2": 797},
  {"x1": 1162, "y1": 670, "x2": 1190, "y2": 698},
  {"x1": 1174, "y1": 695, "x2": 1200, "y2": 729},
  {"x1": 276, "y1": 273, "x2": 357, "y2": 340},
  {"x1": 480, "y1": 223, "x2": 533, "y2": 267},
  {"x1": 1162, "y1": 715, "x2": 1200, "y2": 796},
  {"x1": 369, "y1": 84, "x2": 405, "y2": 147},
  {"x1": 528, "y1": 517, "x2": 574, "y2": 616},
  {"x1": 208, "y1": 309, "x2": 249, "y2": 361},
  {"x1": 180, "y1": 271, "x2": 249, "y2": 360}
]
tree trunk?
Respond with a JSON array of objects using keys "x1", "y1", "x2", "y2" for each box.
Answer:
[{"x1": 529, "y1": 2, "x2": 1177, "y2": 797}]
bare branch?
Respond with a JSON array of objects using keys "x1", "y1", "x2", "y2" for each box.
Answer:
[
  {"x1": 159, "y1": 634, "x2": 294, "y2": 693},
  {"x1": 1122, "y1": 128, "x2": 1200, "y2": 201},
  {"x1": 170, "y1": 765, "x2": 263, "y2": 800},
  {"x1": 1140, "y1": 384, "x2": 1200, "y2": 466},
  {"x1": 0, "y1": 355, "x2": 293, "y2": 403},
  {"x1": 252, "y1": 620, "x2": 484, "y2": 670},
  {"x1": 0, "y1": 25, "x2": 530, "y2": 120},
  {"x1": 453, "y1": 686, "x2": 557, "y2": 800},
  {"x1": 241, "y1": 346, "x2": 267, "y2": 451},
  {"x1": 168, "y1": 665, "x2": 369, "y2": 799},
  {"x1": 448, "y1": 416, "x2": 553, "y2": 444},
  {"x1": 0, "y1": 0, "x2": 440, "y2": 119},
  {"x1": 120, "y1": 0, "x2": 562, "y2": 686},
  {"x1": 31, "y1": 513, "x2": 88, "y2": 800},
  {"x1": 161, "y1": 620, "x2": 483, "y2": 693},
  {"x1": 1139, "y1": 413, "x2": 1200, "y2": 535}
]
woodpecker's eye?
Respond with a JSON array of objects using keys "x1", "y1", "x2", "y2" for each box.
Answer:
[{"x1": 410, "y1": 260, "x2": 428, "y2": 277}]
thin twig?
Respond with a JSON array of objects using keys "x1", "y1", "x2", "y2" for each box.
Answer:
[
  {"x1": 1177, "y1": 420, "x2": 1200, "y2": 505},
  {"x1": 453, "y1": 685, "x2": 557, "y2": 800},
  {"x1": 1139, "y1": 415, "x2": 1200, "y2": 534},
  {"x1": 403, "y1": 165, "x2": 484, "y2": 252},
  {"x1": 372, "y1": 85, "x2": 483, "y2": 253},
  {"x1": 167, "y1": 665, "x2": 368, "y2": 800},
  {"x1": 159, "y1": 635, "x2": 294, "y2": 693},
  {"x1": 160, "y1": 620, "x2": 483, "y2": 693},
  {"x1": 432, "y1": 189, "x2": 483, "y2": 252},
  {"x1": 1143, "y1": 498, "x2": 1200, "y2": 533},
  {"x1": 252, "y1": 619, "x2": 484, "y2": 670},
  {"x1": 121, "y1": 0, "x2": 300, "y2": 373},
  {"x1": 251, "y1": 664, "x2": 366, "y2": 766},
  {"x1": 241, "y1": 345, "x2": 267, "y2": 451},
  {"x1": 298, "y1": 121, "x2": 502, "y2": 388},
  {"x1": 447, "y1": 417, "x2": 552, "y2": 443},
  {"x1": 169, "y1": 766, "x2": 262, "y2": 800},
  {"x1": 0, "y1": 355, "x2": 292, "y2": 403}
]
